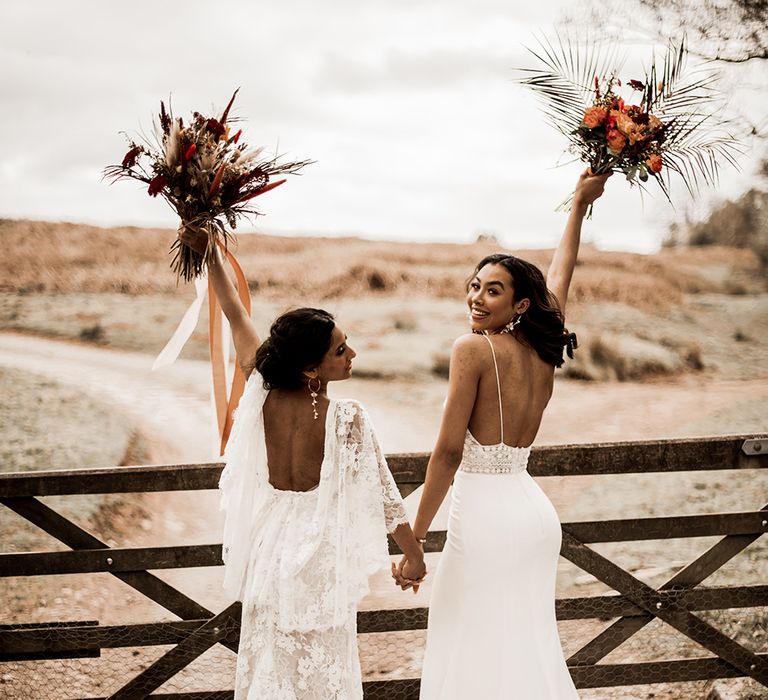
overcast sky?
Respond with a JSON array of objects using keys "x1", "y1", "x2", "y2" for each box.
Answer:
[{"x1": 2, "y1": 1, "x2": 765, "y2": 253}]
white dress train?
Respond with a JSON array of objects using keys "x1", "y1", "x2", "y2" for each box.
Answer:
[{"x1": 420, "y1": 336, "x2": 579, "y2": 699}]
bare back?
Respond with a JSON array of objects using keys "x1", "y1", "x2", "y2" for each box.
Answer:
[
  {"x1": 263, "y1": 391, "x2": 331, "y2": 491},
  {"x1": 467, "y1": 334, "x2": 554, "y2": 448}
]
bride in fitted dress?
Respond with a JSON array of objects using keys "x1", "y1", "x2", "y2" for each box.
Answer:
[{"x1": 394, "y1": 170, "x2": 610, "y2": 698}]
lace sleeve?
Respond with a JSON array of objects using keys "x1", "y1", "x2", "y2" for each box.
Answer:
[
  {"x1": 359, "y1": 407, "x2": 409, "y2": 533},
  {"x1": 376, "y1": 442, "x2": 410, "y2": 533},
  {"x1": 338, "y1": 400, "x2": 409, "y2": 536}
]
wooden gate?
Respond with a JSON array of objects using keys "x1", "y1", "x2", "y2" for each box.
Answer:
[{"x1": 1, "y1": 434, "x2": 766, "y2": 698}]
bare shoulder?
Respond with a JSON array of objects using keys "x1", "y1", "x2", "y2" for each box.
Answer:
[
  {"x1": 452, "y1": 332, "x2": 487, "y2": 352},
  {"x1": 451, "y1": 333, "x2": 489, "y2": 367}
]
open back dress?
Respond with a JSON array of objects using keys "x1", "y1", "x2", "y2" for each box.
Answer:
[
  {"x1": 219, "y1": 371, "x2": 409, "y2": 699},
  {"x1": 419, "y1": 335, "x2": 579, "y2": 699}
]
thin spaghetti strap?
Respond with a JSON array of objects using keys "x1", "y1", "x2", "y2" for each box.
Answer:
[{"x1": 482, "y1": 334, "x2": 504, "y2": 444}]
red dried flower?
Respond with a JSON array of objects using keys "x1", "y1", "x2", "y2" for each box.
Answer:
[
  {"x1": 208, "y1": 163, "x2": 227, "y2": 197},
  {"x1": 206, "y1": 118, "x2": 226, "y2": 138},
  {"x1": 183, "y1": 144, "x2": 197, "y2": 162},
  {"x1": 634, "y1": 112, "x2": 650, "y2": 126},
  {"x1": 220, "y1": 88, "x2": 239, "y2": 125},
  {"x1": 237, "y1": 178, "x2": 286, "y2": 203},
  {"x1": 122, "y1": 146, "x2": 141, "y2": 169},
  {"x1": 646, "y1": 153, "x2": 663, "y2": 173},
  {"x1": 147, "y1": 174, "x2": 167, "y2": 197},
  {"x1": 629, "y1": 79, "x2": 645, "y2": 91},
  {"x1": 232, "y1": 129, "x2": 242, "y2": 144}
]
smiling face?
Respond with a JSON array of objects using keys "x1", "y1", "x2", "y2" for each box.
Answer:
[
  {"x1": 305, "y1": 325, "x2": 356, "y2": 385},
  {"x1": 467, "y1": 263, "x2": 529, "y2": 334}
]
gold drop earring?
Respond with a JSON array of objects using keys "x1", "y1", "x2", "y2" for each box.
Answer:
[{"x1": 308, "y1": 377, "x2": 322, "y2": 420}]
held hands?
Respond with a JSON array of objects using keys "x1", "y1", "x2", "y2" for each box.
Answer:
[
  {"x1": 573, "y1": 169, "x2": 612, "y2": 211},
  {"x1": 391, "y1": 555, "x2": 427, "y2": 594}
]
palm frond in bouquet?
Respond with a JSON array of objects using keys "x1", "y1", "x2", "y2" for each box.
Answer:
[
  {"x1": 104, "y1": 90, "x2": 313, "y2": 281},
  {"x1": 518, "y1": 36, "x2": 741, "y2": 215}
]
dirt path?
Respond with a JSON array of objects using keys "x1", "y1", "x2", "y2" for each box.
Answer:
[{"x1": 3, "y1": 331, "x2": 766, "y2": 455}]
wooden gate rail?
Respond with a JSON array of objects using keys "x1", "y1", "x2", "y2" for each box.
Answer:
[
  {"x1": 5, "y1": 582, "x2": 768, "y2": 652},
  {"x1": 1, "y1": 433, "x2": 766, "y2": 699},
  {"x1": 1, "y1": 435, "x2": 762, "y2": 500},
  {"x1": 3, "y1": 509, "x2": 766, "y2": 577}
]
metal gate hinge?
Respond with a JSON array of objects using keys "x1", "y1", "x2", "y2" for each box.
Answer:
[{"x1": 742, "y1": 439, "x2": 768, "y2": 456}]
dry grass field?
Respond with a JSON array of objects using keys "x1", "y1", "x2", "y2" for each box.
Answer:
[
  {"x1": 1, "y1": 217, "x2": 766, "y2": 383},
  {"x1": 1, "y1": 218, "x2": 762, "y2": 301}
]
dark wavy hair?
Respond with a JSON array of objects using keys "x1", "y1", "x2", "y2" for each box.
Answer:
[
  {"x1": 253, "y1": 308, "x2": 336, "y2": 389},
  {"x1": 472, "y1": 254, "x2": 577, "y2": 367}
]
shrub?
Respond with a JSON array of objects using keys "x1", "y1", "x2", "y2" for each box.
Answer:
[
  {"x1": 677, "y1": 188, "x2": 768, "y2": 267},
  {"x1": 431, "y1": 352, "x2": 451, "y2": 379},
  {"x1": 79, "y1": 323, "x2": 104, "y2": 343}
]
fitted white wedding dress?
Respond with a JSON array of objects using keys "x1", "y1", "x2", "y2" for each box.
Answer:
[
  {"x1": 219, "y1": 371, "x2": 409, "y2": 700},
  {"x1": 420, "y1": 335, "x2": 579, "y2": 699}
]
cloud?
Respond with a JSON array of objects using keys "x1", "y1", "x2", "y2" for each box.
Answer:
[{"x1": 315, "y1": 48, "x2": 524, "y2": 94}]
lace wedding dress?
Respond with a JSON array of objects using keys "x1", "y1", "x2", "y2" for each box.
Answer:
[
  {"x1": 219, "y1": 371, "x2": 409, "y2": 700},
  {"x1": 420, "y1": 335, "x2": 579, "y2": 699}
]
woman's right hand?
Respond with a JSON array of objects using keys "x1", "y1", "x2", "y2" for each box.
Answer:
[
  {"x1": 392, "y1": 555, "x2": 427, "y2": 593},
  {"x1": 572, "y1": 169, "x2": 612, "y2": 210},
  {"x1": 402, "y1": 556, "x2": 426, "y2": 582},
  {"x1": 178, "y1": 224, "x2": 209, "y2": 256}
]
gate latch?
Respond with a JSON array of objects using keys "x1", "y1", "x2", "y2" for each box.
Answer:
[{"x1": 742, "y1": 439, "x2": 768, "y2": 456}]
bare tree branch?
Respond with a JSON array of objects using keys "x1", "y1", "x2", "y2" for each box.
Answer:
[{"x1": 574, "y1": 0, "x2": 767, "y2": 64}]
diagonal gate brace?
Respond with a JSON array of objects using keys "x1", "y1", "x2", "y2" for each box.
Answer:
[
  {"x1": 1, "y1": 497, "x2": 239, "y2": 654},
  {"x1": 106, "y1": 603, "x2": 241, "y2": 700},
  {"x1": 560, "y1": 531, "x2": 768, "y2": 686},
  {"x1": 567, "y1": 501, "x2": 768, "y2": 666}
]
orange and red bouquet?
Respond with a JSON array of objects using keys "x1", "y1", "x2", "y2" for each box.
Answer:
[
  {"x1": 105, "y1": 90, "x2": 311, "y2": 281},
  {"x1": 576, "y1": 78, "x2": 666, "y2": 183},
  {"x1": 519, "y1": 37, "x2": 739, "y2": 215}
]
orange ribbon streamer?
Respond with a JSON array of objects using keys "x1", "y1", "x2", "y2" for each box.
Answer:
[
  {"x1": 208, "y1": 248, "x2": 251, "y2": 455},
  {"x1": 185, "y1": 179, "x2": 287, "y2": 454}
]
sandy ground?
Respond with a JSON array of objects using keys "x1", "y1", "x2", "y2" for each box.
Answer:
[{"x1": 1, "y1": 332, "x2": 767, "y2": 698}]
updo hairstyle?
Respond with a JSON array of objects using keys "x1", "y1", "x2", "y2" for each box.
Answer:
[
  {"x1": 254, "y1": 308, "x2": 336, "y2": 389},
  {"x1": 473, "y1": 254, "x2": 577, "y2": 367}
]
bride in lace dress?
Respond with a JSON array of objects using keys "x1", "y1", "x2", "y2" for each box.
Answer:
[
  {"x1": 179, "y1": 230, "x2": 426, "y2": 699},
  {"x1": 394, "y1": 170, "x2": 611, "y2": 698}
]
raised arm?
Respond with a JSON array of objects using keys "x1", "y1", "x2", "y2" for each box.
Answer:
[
  {"x1": 546, "y1": 170, "x2": 611, "y2": 314},
  {"x1": 178, "y1": 228, "x2": 260, "y2": 375}
]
